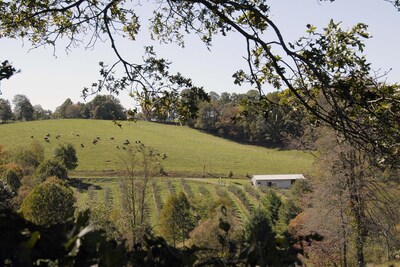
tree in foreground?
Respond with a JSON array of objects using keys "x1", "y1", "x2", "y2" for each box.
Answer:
[
  {"x1": 20, "y1": 180, "x2": 75, "y2": 226},
  {"x1": 243, "y1": 208, "x2": 281, "y2": 266},
  {"x1": 118, "y1": 143, "x2": 164, "y2": 245},
  {"x1": 159, "y1": 192, "x2": 195, "y2": 247},
  {"x1": 54, "y1": 143, "x2": 78, "y2": 170}
]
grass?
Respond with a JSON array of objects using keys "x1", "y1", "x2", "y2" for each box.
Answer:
[{"x1": 0, "y1": 119, "x2": 314, "y2": 177}]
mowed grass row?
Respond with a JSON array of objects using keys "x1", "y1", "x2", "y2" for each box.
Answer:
[
  {"x1": 75, "y1": 177, "x2": 262, "y2": 233},
  {"x1": 0, "y1": 119, "x2": 314, "y2": 177}
]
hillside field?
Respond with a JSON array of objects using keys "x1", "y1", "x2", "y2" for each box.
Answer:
[
  {"x1": 0, "y1": 119, "x2": 314, "y2": 177},
  {"x1": 76, "y1": 176, "x2": 274, "y2": 234}
]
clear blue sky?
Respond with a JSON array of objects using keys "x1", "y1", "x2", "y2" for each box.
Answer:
[{"x1": 1, "y1": 0, "x2": 399, "y2": 111}]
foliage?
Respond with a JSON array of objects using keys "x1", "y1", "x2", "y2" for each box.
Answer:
[
  {"x1": 88, "y1": 95, "x2": 127, "y2": 120},
  {"x1": 1, "y1": 207, "x2": 216, "y2": 267},
  {"x1": 0, "y1": 169, "x2": 21, "y2": 193},
  {"x1": 54, "y1": 143, "x2": 78, "y2": 170},
  {"x1": 261, "y1": 190, "x2": 283, "y2": 226},
  {"x1": 54, "y1": 98, "x2": 89, "y2": 119},
  {"x1": 0, "y1": 60, "x2": 17, "y2": 82},
  {"x1": 20, "y1": 181, "x2": 75, "y2": 226},
  {"x1": 227, "y1": 184, "x2": 253, "y2": 213},
  {"x1": 11, "y1": 142, "x2": 45, "y2": 172},
  {"x1": 242, "y1": 208, "x2": 280, "y2": 266},
  {"x1": 0, "y1": 181, "x2": 15, "y2": 210},
  {"x1": 181, "y1": 178, "x2": 194, "y2": 199},
  {"x1": 159, "y1": 192, "x2": 195, "y2": 247},
  {"x1": 32, "y1": 104, "x2": 52, "y2": 120},
  {"x1": 189, "y1": 205, "x2": 243, "y2": 262},
  {"x1": 119, "y1": 143, "x2": 163, "y2": 245},
  {"x1": 35, "y1": 158, "x2": 68, "y2": 181},
  {"x1": 12, "y1": 94, "x2": 34, "y2": 121},
  {"x1": 0, "y1": 98, "x2": 12, "y2": 123}
]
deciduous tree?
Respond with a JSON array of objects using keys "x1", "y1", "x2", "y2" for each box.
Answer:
[
  {"x1": 0, "y1": 98, "x2": 12, "y2": 123},
  {"x1": 35, "y1": 159, "x2": 68, "y2": 182},
  {"x1": 159, "y1": 191, "x2": 195, "y2": 247},
  {"x1": 54, "y1": 143, "x2": 78, "y2": 170},
  {"x1": 12, "y1": 94, "x2": 33, "y2": 121},
  {"x1": 119, "y1": 143, "x2": 163, "y2": 245}
]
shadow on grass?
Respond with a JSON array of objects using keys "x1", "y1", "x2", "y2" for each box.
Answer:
[{"x1": 69, "y1": 178, "x2": 102, "y2": 191}]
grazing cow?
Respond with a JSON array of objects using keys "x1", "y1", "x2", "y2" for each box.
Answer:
[
  {"x1": 81, "y1": 143, "x2": 85, "y2": 148},
  {"x1": 123, "y1": 139, "x2": 130, "y2": 145},
  {"x1": 30, "y1": 136, "x2": 34, "y2": 138},
  {"x1": 44, "y1": 137, "x2": 50, "y2": 143},
  {"x1": 110, "y1": 137, "x2": 114, "y2": 140},
  {"x1": 92, "y1": 139, "x2": 98, "y2": 145}
]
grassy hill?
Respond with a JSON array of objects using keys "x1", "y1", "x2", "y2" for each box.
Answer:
[{"x1": 0, "y1": 119, "x2": 314, "y2": 177}]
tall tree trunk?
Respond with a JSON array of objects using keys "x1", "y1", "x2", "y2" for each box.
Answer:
[{"x1": 339, "y1": 197, "x2": 348, "y2": 267}]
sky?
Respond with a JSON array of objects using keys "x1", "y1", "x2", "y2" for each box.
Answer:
[{"x1": 0, "y1": 0, "x2": 399, "y2": 111}]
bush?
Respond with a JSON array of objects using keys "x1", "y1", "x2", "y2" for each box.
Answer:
[
  {"x1": 54, "y1": 143, "x2": 78, "y2": 170},
  {"x1": 12, "y1": 148, "x2": 40, "y2": 169},
  {"x1": 35, "y1": 159, "x2": 68, "y2": 182},
  {"x1": 1, "y1": 169, "x2": 21, "y2": 193},
  {"x1": 11, "y1": 141, "x2": 45, "y2": 172},
  {"x1": 0, "y1": 181, "x2": 15, "y2": 210},
  {"x1": 20, "y1": 181, "x2": 75, "y2": 226}
]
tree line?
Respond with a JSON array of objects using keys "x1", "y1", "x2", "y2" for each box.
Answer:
[
  {"x1": 1, "y1": 90, "x2": 311, "y2": 149},
  {"x1": 0, "y1": 94, "x2": 127, "y2": 122}
]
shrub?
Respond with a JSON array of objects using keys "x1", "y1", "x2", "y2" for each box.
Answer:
[
  {"x1": 1, "y1": 169, "x2": 21, "y2": 193},
  {"x1": 20, "y1": 181, "x2": 75, "y2": 226},
  {"x1": 54, "y1": 143, "x2": 78, "y2": 170},
  {"x1": 35, "y1": 159, "x2": 68, "y2": 182},
  {"x1": 0, "y1": 181, "x2": 15, "y2": 210},
  {"x1": 10, "y1": 141, "x2": 44, "y2": 171}
]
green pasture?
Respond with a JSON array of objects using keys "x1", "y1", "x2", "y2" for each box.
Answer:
[{"x1": 0, "y1": 119, "x2": 314, "y2": 177}]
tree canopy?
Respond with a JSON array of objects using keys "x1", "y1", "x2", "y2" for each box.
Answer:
[
  {"x1": 54, "y1": 143, "x2": 78, "y2": 170},
  {"x1": 12, "y1": 94, "x2": 33, "y2": 121}
]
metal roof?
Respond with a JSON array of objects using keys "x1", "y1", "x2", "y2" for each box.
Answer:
[{"x1": 252, "y1": 174, "x2": 305, "y2": 181}]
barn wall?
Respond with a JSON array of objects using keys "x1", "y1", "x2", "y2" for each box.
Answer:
[{"x1": 253, "y1": 179, "x2": 292, "y2": 189}]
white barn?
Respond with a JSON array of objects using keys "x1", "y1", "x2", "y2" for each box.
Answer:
[{"x1": 251, "y1": 174, "x2": 305, "y2": 189}]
